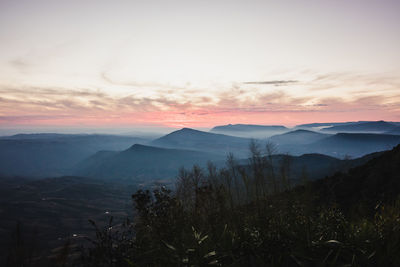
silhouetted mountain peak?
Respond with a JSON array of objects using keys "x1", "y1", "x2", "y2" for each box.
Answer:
[{"x1": 155, "y1": 128, "x2": 241, "y2": 141}]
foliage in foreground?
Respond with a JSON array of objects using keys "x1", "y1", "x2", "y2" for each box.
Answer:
[{"x1": 82, "y1": 143, "x2": 400, "y2": 267}]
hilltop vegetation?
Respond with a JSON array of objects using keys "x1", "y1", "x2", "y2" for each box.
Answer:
[{"x1": 81, "y1": 144, "x2": 400, "y2": 267}]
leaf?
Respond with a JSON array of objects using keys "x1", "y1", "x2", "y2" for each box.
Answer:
[
  {"x1": 368, "y1": 251, "x2": 376, "y2": 259},
  {"x1": 204, "y1": 251, "x2": 216, "y2": 258},
  {"x1": 199, "y1": 235, "x2": 208, "y2": 244},
  {"x1": 325, "y1": 240, "x2": 342, "y2": 245},
  {"x1": 162, "y1": 240, "x2": 176, "y2": 251}
]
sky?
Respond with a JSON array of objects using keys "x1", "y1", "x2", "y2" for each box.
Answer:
[{"x1": 0, "y1": 0, "x2": 399, "y2": 132}]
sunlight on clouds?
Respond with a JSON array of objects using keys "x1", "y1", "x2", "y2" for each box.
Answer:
[{"x1": 0, "y1": 0, "x2": 399, "y2": 127}]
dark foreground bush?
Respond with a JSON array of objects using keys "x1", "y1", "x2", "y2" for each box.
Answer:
[{"x1": 81, "y1": 144, "x2": 400, "y2": 266}]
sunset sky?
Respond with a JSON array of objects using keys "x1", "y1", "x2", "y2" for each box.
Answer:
[{"x1": 0, "y1": 0, "x2": 399, "y2": 131}]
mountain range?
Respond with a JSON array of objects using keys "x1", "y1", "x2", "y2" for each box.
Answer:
[
  {"x1": 1, "y1": 121, "x2": 400, "y2": 180},
  {"x1": 0, "y1": 134, "x2": 148, "y2": 178}
]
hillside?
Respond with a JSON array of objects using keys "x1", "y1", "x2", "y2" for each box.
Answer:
[
  {"x1": 236, "y1": 151, "x2": 382, "y2": 182},
  {"x1": 307, "y1": 132, "x2": 400, "y2": 157},
  {"x1": 310, "y1": 144, "x2": 400, "y2": 212},
  {"x1": 75, "y1": 144, "x2": 225, "y2": 181},
  {"x1": 269, "y1": 129, "x2": 328, "y2": 145},
  {"x1": 151, "y1": 128, "x2": 251, "y2": 157},
  {"x1": 0, "y1": 134, "x2": 147, "y2": 177}
]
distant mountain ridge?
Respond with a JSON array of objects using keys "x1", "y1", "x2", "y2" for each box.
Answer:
[
  {"x1": 0, "y1": 134, "x2": 148, "y2": 177},
  {"x1": 151, "y1": 128, "x2": 251, "y2": 157},
  {"x1": 236, "y1": 151, "x2": 382, "y2": 182},
  {"x1": 266, "y1": 130, "x2": 400, "y2": 158},
  {"x1": 307, "y1": 132, "x2": 400, "y2": 157},
  {"x1": 321, "y1": 120, "x2": 397, "y2": 133},
  {"x1": 269, "y1": 129, "x2": 328, "y2": 145},
  {"x1": 74, "y1": 144, "x2": 225, "y2": 181}
]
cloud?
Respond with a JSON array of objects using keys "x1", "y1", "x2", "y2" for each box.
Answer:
[
  {"x1": 309, "y1": 71, "x2": 400, "y2": 93},
  {"x1": 100, "y1": 72, "x2": 189, "y2": 91},
  {"x1": 242, "y1": 80, "x2": 298, "y2": 86},
  {"x1": 1, "y1": 72, "x2": 399, "y2": 127}
]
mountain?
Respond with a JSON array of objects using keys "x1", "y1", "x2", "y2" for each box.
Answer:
[
  {"x1": 151, "y1": 128, "x2": 251, "y2": 157},
  {"x1": 269, "y1": 129, "x2": 328, "y2": 146},
  {"x1": 0, "y1": 134, "x2": 148, "y2": 178},
  {"x1": 307, "y1": 132, "x2": 400, "y2": 158},
  {"x1": 321, "y1": 120, "x2": 397, "y2": 133},
  {"x1": 236, "y1": 151, "x2": 382, "y2": 182},
  {"x1": 210, "y1": 124, "x2": 288, "y2": 138},
  {"x1": 75, "y1": 144, "x2": 225, "y2": 181},
  {"x1": 310, "y1": 144, "x2": 400, "y2": 212}
]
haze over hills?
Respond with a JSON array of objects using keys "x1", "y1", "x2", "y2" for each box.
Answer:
[
  {"x1": 295, "y1": 122, "x2": 351, "y2": 128},
  {"x1": 2, "y1": 122, "x2": 400, "y2": 180},
  {"x1": 268, "y1": 129, "x2": 329, "y2": 145},
  {"x1": 151, "y1": 127, "x2": 252, "y2": 158},
  {"x1": 0, "y1": 134, "x2": 148, "y2": 178},
  {"x1": 296, "y1": 120, "x2": 400, "y2": 131},
  {"x1": 307, "y1": 132, "x2": 400, "y2": 158},
  {"x1": 74, "y1": 144, "x2": 225, "y2": 182},
  {"x1": 321, "y1": 120, "x2": 397, "y2": 133},
  {"x1": 210, "y1": 124, "x2": 288, "y2": 138},
  {"x1": 386, "y1": 126, "x2": 400, "y2": 135},
  {"x1": 265, "y1": 130, "x2": 400, "y2": 158}
]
